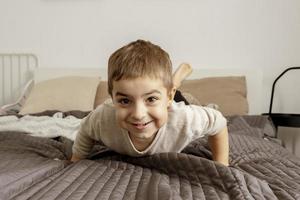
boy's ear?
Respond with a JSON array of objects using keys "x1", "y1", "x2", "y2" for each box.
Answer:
[{"x1": 168, "y1": 87, "x2": 176, "y2": 106}]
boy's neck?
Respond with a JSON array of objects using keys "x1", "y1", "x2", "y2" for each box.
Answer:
[{"x1": 129, "y1": 132, "x2": 157, "y2": 151}]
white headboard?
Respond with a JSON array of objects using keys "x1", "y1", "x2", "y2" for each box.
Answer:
[{"x1": 34, "y1": 67, "x2": 263, "y2": 115}]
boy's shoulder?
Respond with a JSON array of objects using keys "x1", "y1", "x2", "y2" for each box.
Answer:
[
  {"x1": 94, "y1": 98, "x2": 114, "y2": 110},
  {"x1": 170, "y1": 101, "x2": 221, "y2": 117},
  {"x1": 103, "y1": 98, "x2": 113, "y2": 106},
  {"x1": 89, "y1": 98, "x2": 116, "y2": 124},
  {"x1": 168, "y1": 101, "x2": 191, "y2": 117},
  {"x1": 170, "y1": 101, "x2": 195, "y2": 111},
  {"x1": 92, "y1": 98, "x2": 115, "y2": 116}
]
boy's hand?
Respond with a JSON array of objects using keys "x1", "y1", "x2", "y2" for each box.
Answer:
[
  {"x1": 208, "y1": 127, "x2": 229, "y2": 166},
  {"x1": 70, "y1": 154, "x2": 82, "y2": 162}
]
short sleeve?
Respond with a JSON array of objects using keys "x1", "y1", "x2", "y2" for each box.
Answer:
[
  {"x1": 72, "y1": 107, "x2": 103, "y2": 158},
  {"x1": 188, "y1": 105, "x2": 227, "y2": 138}
]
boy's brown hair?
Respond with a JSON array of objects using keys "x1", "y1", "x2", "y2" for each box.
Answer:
[{"x1": 107, "y1": 40, "x2": 173, "y2": 96}]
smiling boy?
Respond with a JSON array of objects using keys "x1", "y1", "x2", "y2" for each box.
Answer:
[{"x1": 71, "y1": 40, "x2": 229, "y2": 166}]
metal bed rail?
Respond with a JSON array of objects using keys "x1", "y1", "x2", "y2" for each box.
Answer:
[{"x1": 0, "y1": 53, "x2": 38, "y2": 106}]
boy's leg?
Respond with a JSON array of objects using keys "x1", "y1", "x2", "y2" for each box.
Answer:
[
  {"x1": 172, "y1": 63, "x2": 193, "y2": 105},
  {"x1": 173, "y1": 63, "x2": 193, "y2": 89}
]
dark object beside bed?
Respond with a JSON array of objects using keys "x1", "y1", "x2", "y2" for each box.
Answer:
[
  {"x1": 263, "y1": 67, "x2": 300, "y2": 138},
  {"x1": 0, "y1": 113, "x2": 299, "y2": 200}
]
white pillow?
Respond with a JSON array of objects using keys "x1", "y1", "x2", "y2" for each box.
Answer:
[{"x1": 19, "y1": 76, "x2": 100, "y2": 115}]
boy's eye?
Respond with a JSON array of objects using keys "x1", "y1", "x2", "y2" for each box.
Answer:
[
  {"x1": 118, "y1": 98, "x2": 130, "y2": 105},
  {"x1": 147, "y1": 96, "x2": 158, "y2": 103}
]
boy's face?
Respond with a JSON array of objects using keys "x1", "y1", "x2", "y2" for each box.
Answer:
[{"x1": 112, "y1": 77, "x2": 173, "y2": 143}]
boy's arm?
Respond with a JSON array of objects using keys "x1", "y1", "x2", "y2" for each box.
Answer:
[
  {"x1": 71, "y1": 113, "x2": 97, "y2": 162},
  {"x1": 71, "y1": 131, "x2": 95, "y2": 162},
  {"x1": 70, "y1": 154, "x2": 82, "y2": 162},
  {"x1": 208, "y1": 127, "x2": 229, "y2": 166},
  {"x1": 186, "y1": 105, "x2": 228, "y2": 165},
  {"x1": 71, "y1": 130, "x2": 94, "y2": 162}
]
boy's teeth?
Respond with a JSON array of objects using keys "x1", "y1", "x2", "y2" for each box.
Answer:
[{"x1": 134, "y1": 121, "x2": 150, "y2": 127}]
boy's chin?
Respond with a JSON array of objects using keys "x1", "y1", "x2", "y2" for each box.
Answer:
[{"x1": 128, "y1": 131, "x2": 158, "y2": 140}]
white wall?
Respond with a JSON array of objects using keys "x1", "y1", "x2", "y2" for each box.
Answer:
[{"x1": 1, "y1": 0, "x2": 300, "y2": 114}]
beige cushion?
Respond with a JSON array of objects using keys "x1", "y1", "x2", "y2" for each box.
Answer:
[
  {"x1": 179, "y1": 76, "x2": 248, "y2": 116},
  {"x1": 19, "y1": 76, "x2": 100, "y2": 115},
  {"x1": 94, "y1": 76, "x2": 248, "y2": 116},
  {"x1": 94, "y1": 81, "x2": 110, "y2": 108}
]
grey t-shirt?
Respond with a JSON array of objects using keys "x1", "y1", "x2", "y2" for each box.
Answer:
[{"x1": 72, "y1": 101, "x2": 227, "y2": 158}]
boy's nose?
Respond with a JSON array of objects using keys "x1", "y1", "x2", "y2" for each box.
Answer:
[{"x1": 131, "y1": 102, "x2": 147, "y2": 120}]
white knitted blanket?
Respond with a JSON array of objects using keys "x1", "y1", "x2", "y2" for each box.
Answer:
[{"x1": 0, "y1": 113, "x2": 82, "y2": 141}]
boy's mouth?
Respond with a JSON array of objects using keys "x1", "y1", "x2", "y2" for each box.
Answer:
[{"x1": 131, "y1": 121, "x2": 153, "y2": 129}]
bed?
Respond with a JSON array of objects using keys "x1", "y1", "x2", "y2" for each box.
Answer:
[{"x1": 0, "y1": 57, "x2": 300, "y2": 199}]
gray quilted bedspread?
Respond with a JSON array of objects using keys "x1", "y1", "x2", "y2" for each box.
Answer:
[{"x1": 0, "y1": 115, "x2": 299, "y2": 200}]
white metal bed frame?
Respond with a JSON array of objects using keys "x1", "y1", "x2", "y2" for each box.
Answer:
[{"x1": 0, "y1": 53, "x2": 38, "y2": 107}]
